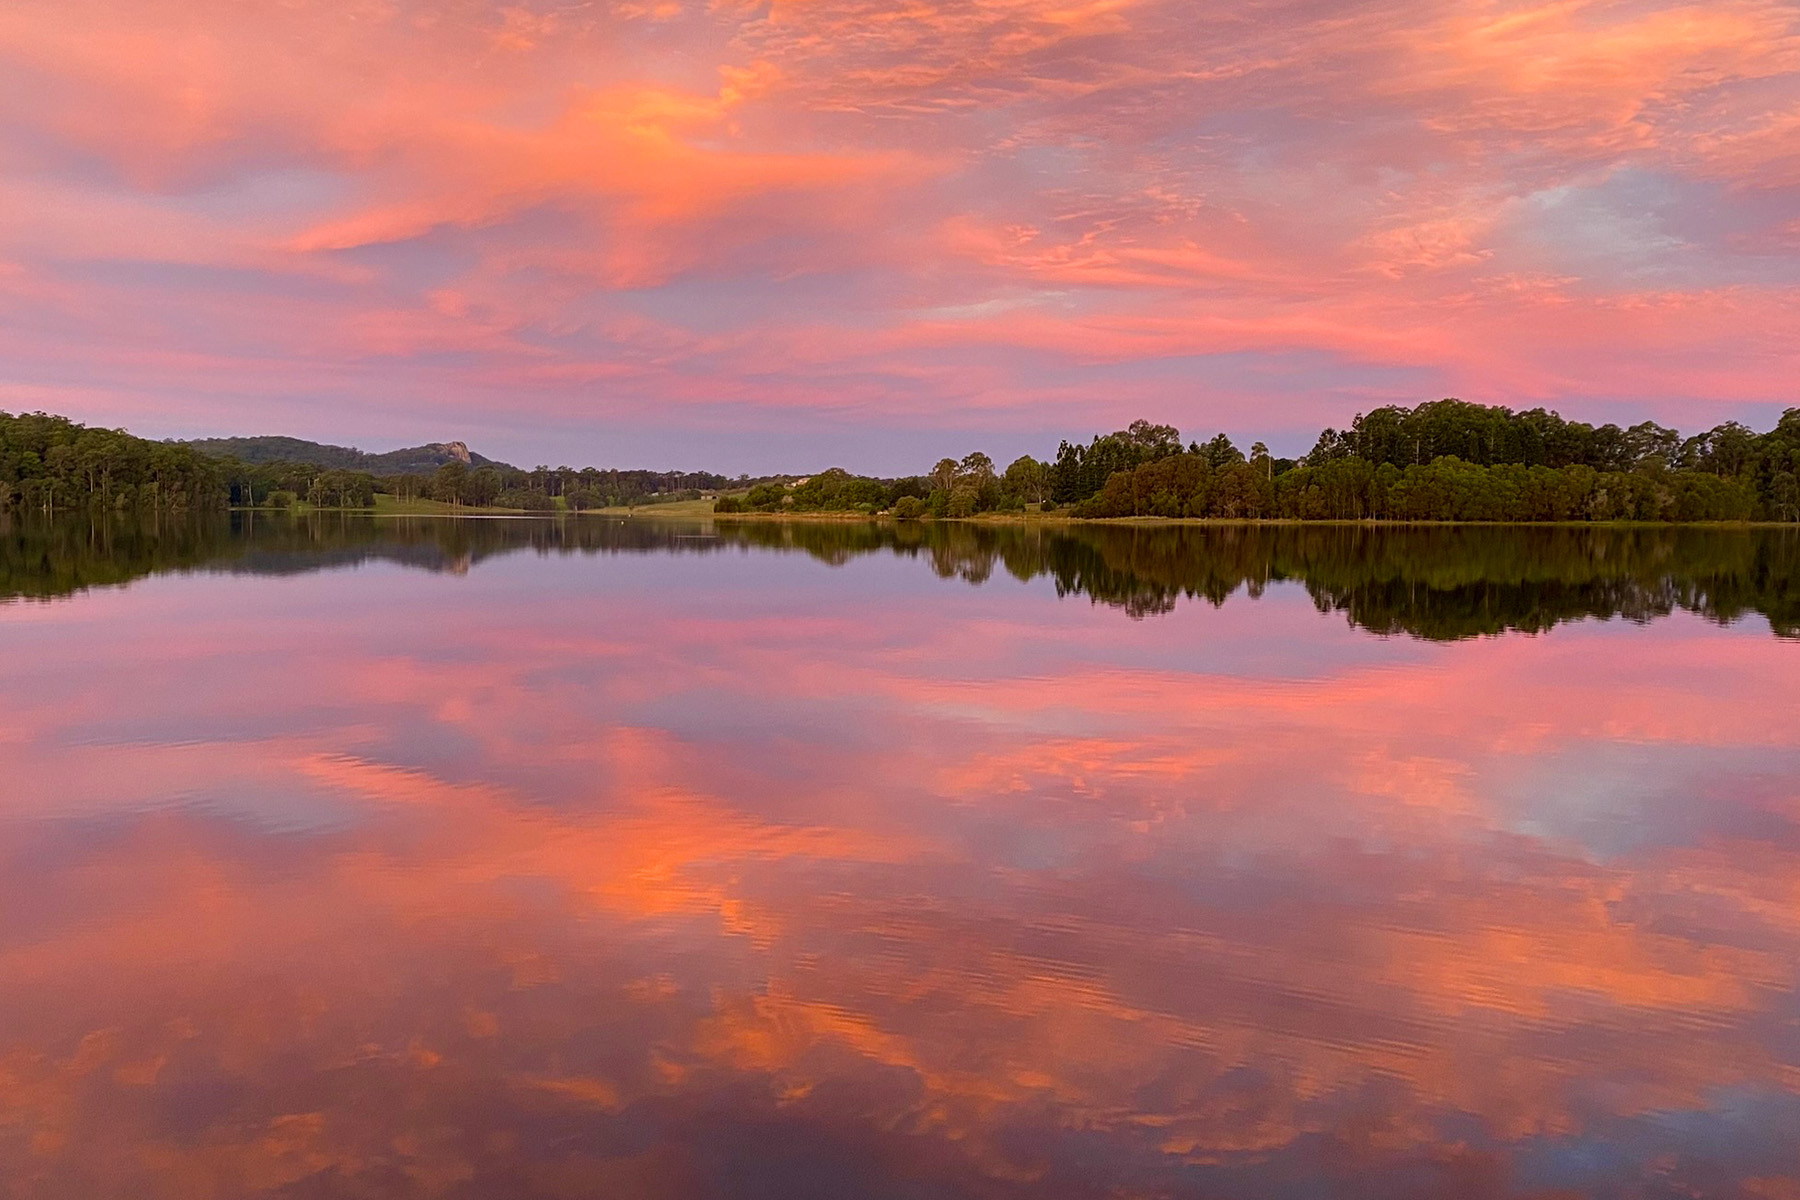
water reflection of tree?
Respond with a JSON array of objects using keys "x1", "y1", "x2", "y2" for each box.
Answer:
[
  {"x1": 5, "y1": 513, "x2": 1796, "y2": 639},
  {"x1": 735, "y1": 521, "x2": 1800, "y2": 638}
]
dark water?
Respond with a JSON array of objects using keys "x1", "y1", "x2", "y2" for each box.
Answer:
[{"x1": 2, "y1": 514, "x2": 1798, "y2": 1198}]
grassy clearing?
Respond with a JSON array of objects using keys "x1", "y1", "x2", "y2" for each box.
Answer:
[
  {"x1": 240, "y1": 495, "x2": 725, "y2": 517},
  {"x1": 584, "y1": 498, "x2": 719, "y2": 517},
  {"x1": 704, "y1": 507, "x2": 1784, "y2": 527},
  {"x1": 368, "y1": 494, "x2": 545, "y2": 515},
  {"x1": 233, "y1": 495, "x2": 530, "y2": 515}
]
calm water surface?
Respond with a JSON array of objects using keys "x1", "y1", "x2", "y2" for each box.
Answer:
[{"x1": 2, "y1": 516, "x2": 1798, "y2": 1198}]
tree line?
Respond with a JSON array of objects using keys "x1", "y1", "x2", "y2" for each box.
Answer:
[
  {"x1": 1, "y1": 411, "x2": 764, "y2": 514},
  {"x1": 1060, "y1": 402, "x2": 1800, "y2": 522},
  {"x1": 718, "y1": 401, "x2": 1800, "y2": 523},
  {"x1": 369, "y1": 462, "x2": 751, "y2": 511},
  {"x1": 1, "y1": 411, "x2": 229, "y2": 514},
  {"x1": 715, "y1": 452, "x2": 1054, "y2": 516},
  {"x1": 222, "y1": 458, "x2": 753, "y2": 511},
  {"x1": 10, "y1": 400, "x2": 1800, "y2": 523}
]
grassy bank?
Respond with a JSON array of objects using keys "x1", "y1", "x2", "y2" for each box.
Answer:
[
  {"x1": 229, "y1": 494, "x2": 726, "y2": 517},
  {"x1": 585, "y1": 498, "x2": 719, "y2": 517},
  {"x1": 713, "y1": 508, "x2": 1789, "y2": 528},
  {"x1": 228, "y1": 494, "x2": 531, "y2": 515},
  {"x1": 234, "y1": 497, "x2": 1787, "y2": 527}
]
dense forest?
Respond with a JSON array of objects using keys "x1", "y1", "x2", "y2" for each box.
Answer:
[
  {"x1": 1059, "y1": 403, "x2": 1800, "y2": 523},
  {"x1": 6, "y1": 510, "x2": 1795, "y2": 639},
  {"x1": 0, "y1": 411, "x2": 228, "y2": 513},
  {"x1": 8, "y1": 400, "x2": 1800, "y2": 522},
  {"x1": 0, "y1": 412, "x2": 748, "y2": 514},
  {"x1": 717, "y1": 402, "x2": 1800, "y2": 523},
  {"x1": 220, "y1": 457, "x2": 745, "y2": 512}
]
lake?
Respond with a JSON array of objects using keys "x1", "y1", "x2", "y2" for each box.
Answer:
[{"x1": 2, "y1": 514, "x2": 1798, "y2": 1198}]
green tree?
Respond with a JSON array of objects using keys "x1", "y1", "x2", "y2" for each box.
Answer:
[
  {"x1": 1003, "y1": 456, "x2": 1050, "y2": 505},
  {"x1": 431, "y1": 462, "x2": 470, "y2": 506}
]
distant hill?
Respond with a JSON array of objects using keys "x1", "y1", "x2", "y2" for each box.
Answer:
[{"x1": 182, "y1": 435, "x2": 513, "y2": 475}]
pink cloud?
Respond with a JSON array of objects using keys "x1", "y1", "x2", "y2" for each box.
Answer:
[{"x1": 1, "y1": 0, "x2": 1797, "y2": 464}]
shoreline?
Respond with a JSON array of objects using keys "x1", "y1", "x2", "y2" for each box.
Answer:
[
  {"x1": 211, "y1": 505, "x2": 1798, "y2": 529},
  {"x1": 709, "y1": 511, "x2": 1795, "y2": 529}
]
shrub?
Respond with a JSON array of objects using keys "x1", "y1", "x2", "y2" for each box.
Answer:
[{"x1": 744, "y1": 482, "x2": 788, "y2": 510}]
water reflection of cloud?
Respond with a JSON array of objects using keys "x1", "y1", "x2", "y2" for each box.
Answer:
[{"x1": 0, "y1": 551, "x2": 1797, "y2": 1195}]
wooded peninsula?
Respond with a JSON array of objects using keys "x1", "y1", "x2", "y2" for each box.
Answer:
[{"x1": 4, "y1": 400, "x2": 1799, "y2": 523}]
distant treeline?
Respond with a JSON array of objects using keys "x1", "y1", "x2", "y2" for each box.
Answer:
[
  {"x1": 225, "y1": 459, "x2": 747, "y2": 512},
  {"x1": 9, "y1": 400, "x2": 1800, "y2": 523},
  {"x1": 6, "y1": 511, "x2": 1795, "y2": 639},
  {"x1": 363, "y1": 462, "x2": 748, "y2": 511},
  {"x1": 0, "y1": 412, "x2": 753, "y2": 514},
  {"x1": 183, "y1": 433, "x2": 760, "y2": 508},
  {"x1": 179, "y1": 435, "x2": 508, "y2": 475},
  {"x1": 721, "y1": 402, "x2": 1800, "y2": 523}
]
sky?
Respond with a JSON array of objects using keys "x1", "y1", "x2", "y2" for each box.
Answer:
[{"x1": 2, "y1": 0, "x2": 1799, "y2": 473}]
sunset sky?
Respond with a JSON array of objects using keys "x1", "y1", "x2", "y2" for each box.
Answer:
[{"x1": 3, "y1": 0, "x2": 1799, "y2": 471}]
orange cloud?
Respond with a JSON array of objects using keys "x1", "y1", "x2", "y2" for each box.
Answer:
[{"x1": 3, "y1": 0, "x2": 1798, "y2": 454}]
